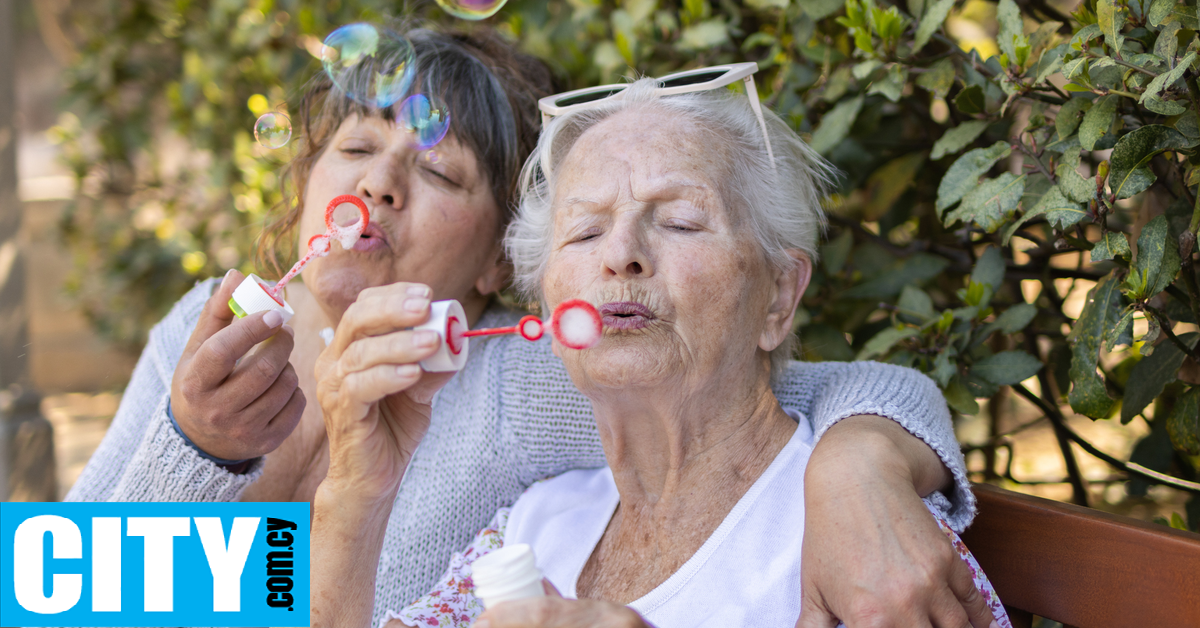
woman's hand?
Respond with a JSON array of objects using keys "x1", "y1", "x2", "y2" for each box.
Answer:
[
  {"x1": 473, "y1": 581, "x2": 651, "y2": 628},
  {"x1": 797, "y1": 416, "x2": 996, "y2": 628},
  {"x1": 314, "y1": 282, "x2": 449, "y2": 501},
  {"x1": 171, "y1": 270, "x2": 305, "y2": 462}
]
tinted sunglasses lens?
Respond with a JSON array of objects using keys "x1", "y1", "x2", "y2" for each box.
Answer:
[
  {"x1": 659, "y1": 69, "x2": 730, "y2": 88},
  {"x1": 555, "y1": 86, "x2": 627, "y2": 108}
]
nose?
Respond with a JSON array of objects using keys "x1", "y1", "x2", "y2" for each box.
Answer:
[
  {"x1": 601, "y1": 216, "x2": 654, "y2": 279},
  {"x1": 356, "y1": 152, "x2": 406, "y2": 211}
]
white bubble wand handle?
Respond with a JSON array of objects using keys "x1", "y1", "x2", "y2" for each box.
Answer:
[{"x1": 420, "y1": 299, "x2": 603, "y2": 373}]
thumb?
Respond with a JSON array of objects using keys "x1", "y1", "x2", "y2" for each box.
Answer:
[
  {"x1": 946, "y1": 550, "x2": 997, "y2": 628},
  {"x1": 184, "y1": 269, "x2": 245, "y2": 358},
  {"x1": 542, "y1": 578, "x2": 562, "y2": 598},
  {"x1": 796, "y1": 591, "x2": 840, "y2": 628}
]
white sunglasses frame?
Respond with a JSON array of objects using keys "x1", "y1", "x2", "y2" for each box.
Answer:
[{"x1": 537, "y1": 62, "x2": 776, "y2": 166}]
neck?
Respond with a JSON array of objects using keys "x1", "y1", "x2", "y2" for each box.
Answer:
[{"x1": 587, "y1": 365, "x2": 796, "y2": 514}]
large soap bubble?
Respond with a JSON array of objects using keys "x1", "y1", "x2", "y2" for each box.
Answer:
[
  {"x1": 397, "y1": 93, "x2": 451, "y2": 148},
  {"x1": 435, "y1": 0, "x2": 509, "y2": 20},
  {"x1": 254, "y1": 112, "x2": 292, "y2": 149},
  {"x1": 321, "y1": 23, "x2": 415, "y2": 108}
]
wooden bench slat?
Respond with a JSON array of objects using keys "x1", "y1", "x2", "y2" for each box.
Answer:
[{"x1": 961, "y1": 483, "x2": 1200, "y2": 628}]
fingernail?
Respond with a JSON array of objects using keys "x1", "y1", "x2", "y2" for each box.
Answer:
[
  {"x1": 407, "y1": 284, "x2": 431, "y2": 297},
  {"x1": 263, "y1": 310, "x2": 284, "y2": 328},
  {"x1": 397, "y1": 364, "x2": 421, "y2": 378},
  {"x1": 404, "y1": 297, "x2": 429, "y2": 313},
  {"x1": 221, "y1": 268, "x2": 237, "y2": 289},
  {"x1": 413, "y1": 330, "x2": 438, "y2": 348}
]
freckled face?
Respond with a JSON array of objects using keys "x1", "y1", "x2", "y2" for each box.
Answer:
[
  {"x1": 298, "y1": 114, "x2": 504, "y2": 322},
  {"x1": 541, "y1": 108, "x2": 778, "y2": 392}
]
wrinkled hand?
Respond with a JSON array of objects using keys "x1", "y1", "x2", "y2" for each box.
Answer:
[
  {"x1": 474, "y1": 580, "x2": 650, "y2": 628},
  {"x1": 797, "y1": 425, "x2": 995, "y2": 628},
  {"x1": 315, "y1": 282, "x2": 450, "y2": 500},
  {"x1": 170, "y1": 269, "x2": 305, "y2": 462}
]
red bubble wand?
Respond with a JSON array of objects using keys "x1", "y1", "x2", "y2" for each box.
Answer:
[{"x1": 270, "y1": 195, "x2": 371, "y2": 299}]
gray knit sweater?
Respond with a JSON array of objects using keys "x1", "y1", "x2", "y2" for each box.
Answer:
[{"x1": 66, "y1": 279, "x2": 973, "y2": 625}]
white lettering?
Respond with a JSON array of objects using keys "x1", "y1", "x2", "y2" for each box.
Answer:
[
  {"x1": 195, "y1": 517, "x2": 260, "y2": 612},
  {"x1": 13, "y1": 515, "x2": 82, "y2": 614},
  {"x1": 91, "y1": 517, "x2": 121, "y2": 612},
  {"x1": 126, "y1": 517, "x2": 190, "y2": 612}
]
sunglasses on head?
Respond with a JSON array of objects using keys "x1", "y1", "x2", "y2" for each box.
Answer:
[{"x1": 537, "y1": 62, "x2": 776, "y2": 166}]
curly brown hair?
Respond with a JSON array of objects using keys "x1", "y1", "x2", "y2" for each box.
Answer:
[{"x1": 255, "y1": 25, "x2": 560, "y2": 278}]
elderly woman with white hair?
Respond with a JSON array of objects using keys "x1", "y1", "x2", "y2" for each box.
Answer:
[{"x1": 311, "y1": 67, "x2": 1011, "y2": 628}]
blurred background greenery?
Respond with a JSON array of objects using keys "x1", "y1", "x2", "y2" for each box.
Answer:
[{"x1": 10, "y1": 0, "x2": 1200, "y2": 532}]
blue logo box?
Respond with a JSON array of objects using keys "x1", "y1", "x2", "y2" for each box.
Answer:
[{"x1": 1, "y1": 502, "x2": 309, "y2": 626}]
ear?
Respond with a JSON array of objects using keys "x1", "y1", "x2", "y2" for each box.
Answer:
[
  {"x1": 759, "y1": 250, "x2": 812, "y2": 352},
  {"x1": 474, "y1": 243, "x2": 512, "y2": 296}
]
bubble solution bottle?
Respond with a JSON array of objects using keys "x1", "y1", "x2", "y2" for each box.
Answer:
[{"x1": 471, "y1": 544, "x2": 546, "y2": 608}]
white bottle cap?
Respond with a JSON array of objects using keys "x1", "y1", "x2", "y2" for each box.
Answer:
[
  {"x1": 229, "y1": 274, "x2": 295, "y2": 325},
  {"x1": 472, "y1": 544, "x2": 546, "y2": 608},
  {"x1": 414, "y1": 299, "x2": 469, "y2": 372}
]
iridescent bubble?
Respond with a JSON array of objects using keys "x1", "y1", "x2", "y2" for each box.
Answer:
[
  {"x1": 424, "y1": 150, "x2": 440, "y2": 164},
  {"x1": 321, "y1": 23, "x2": 415, "y2": 108},
  {"x1": 435, "y1": 0, "x2": 509, "y2": 20},
  {"x1": 254, "y1": 112, "x2": 292, "y2": 149},
  {"x1": 398, "y1": 94, "x2": 451, "y2": 148}
]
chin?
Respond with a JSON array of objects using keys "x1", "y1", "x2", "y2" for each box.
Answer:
[{"x1": 569, "y1": 343, "x2": 676, "y2": 392}]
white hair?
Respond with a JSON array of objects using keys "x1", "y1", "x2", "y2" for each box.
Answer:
[{"x1": 506, "y1": 78, "x2": 835, "y2": 377}]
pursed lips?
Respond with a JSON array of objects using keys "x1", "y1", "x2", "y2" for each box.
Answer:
[
  {"x1": 350, "y1": 223, "x2": 389, "y2": 252},
  {"x1": 599, "y1": 301, "x2": 655, "y2": 330}
]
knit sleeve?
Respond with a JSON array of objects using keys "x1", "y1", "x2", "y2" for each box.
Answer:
[
  {"x1": 383, "y1": 508, "x2": 509, "y2": 628},
  {"x1": 65, "y1": 278, "x2": 262, "y2": 502},
  {"x1": 773, "y1": 360, "x2": 974, "y2": 532}
]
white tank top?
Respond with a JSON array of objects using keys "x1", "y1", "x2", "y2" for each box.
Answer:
[{"x1": 504, "y1": 410, "x2": 815, "y2": 627}]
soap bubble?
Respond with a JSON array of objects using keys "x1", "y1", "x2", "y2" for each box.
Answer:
[
  {"x1": 254, "y1": 112, "x2": 292, "y2": 149},
  {"x1": 321, "y1": 23, "x2": 414, "y2": 108},
  {"x1": 423, "y1": 150, "x2": 440, "y2": 164},
  {"x1": 397, "y1": 93, "x2": 451, "y2": 148},
  {"x1": 435, "y1": 0, "x2": 509, "y2": 20}
]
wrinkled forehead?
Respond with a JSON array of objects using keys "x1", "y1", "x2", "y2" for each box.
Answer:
[{"x1": 554, "y1": 106, "x2": 735, "y2": 204}]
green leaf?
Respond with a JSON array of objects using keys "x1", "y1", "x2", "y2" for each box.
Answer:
[
  {"x1": 803, "y1": 0, "x2": 847, "y2": 21},
  {"x1": 931, "y1": 348, "x2": 957, "y2": 387},
  {"x1": 1097, "y1": 0, "x2": 1126, "y2": 55},
  {"x1": 867, "y1": 64, "x2": 908, "y2": 102},
  {"x1": 947, "y1": 173, "x2": 1026, "y2": 232},
  {"x1": 996, "y1": 0, "x2": 1026, "y2": 64},
  {"x1": 843, "y1": 253, "x2": 952, "y2": 299},
  {"x1": 954, "y1": 84, "x2": 986, "y2": 114},
  {"x1": 1105, "y1": 307, "x2": 1135, "y2": 352},
  {"x1": 1091, "y1": 230, "x2": 1132, "y2": 262},
  {"x1": 992, "y1": 303, "x2": 1038, "y2": 334},
  {"x1": 821, "y1": 229, "x2": 853, "y2": 274},
  {"x1": 936, "y1": 141, "x2": 1012, "y2": 213},
  {"x1": 1067, "y1": 272, "x2": 1122, "y2": 418},
  {"x1": 1063, "y1": 55, "x2": 1091, "y2": 80},
  {"x1": 1071, "y1": 24, "x2": 1102, "y2": 51},
  {"x1": 800, "y1": 323, "x2": 856, "y2": 362},
  {"x1": 1034, "y1": 45, "x2": 1066, "y2": 84},
  {"x1": 852, "y1": 59, "x2": 883, "y2": 80},
  {"x1": 1122, "y1": 332, "x2": 1199, "y2": 422},
  {"x1": 1148, "y1": 0, "x2": 1177, "y2": 26},
  {"x1": 857, "y1": 326, "x2": 920, "y2": 360},
  {"x1": 1131, "y1": 215, "x2": 1183, "y2": 299},
  {"x1": 1141, "y1": 51, "x2": 1197, "y2": 103},
  {"x1": 809, "y1": 96, "x2": 864, "y2": 155},
  {"x1": 913, "y1": 0, "x2": 955, "y2": 53},
  {"x1": 1055, "y1": 148, "x2": 1094, "y2": 202},
  {"x1": 678, "y1": 18, "x2": 729, "y2": 50},
  {"x1": 1154, "y1": 21, "x2": 1181, "y2": 64},
  {"x1": 1167, "y1": 387, "x2": 1200, "y2": 456},
  {"x1": 971, "y1": 246, "x2": 1006, "y2": 290},
  {"x1": 916, "y1": 58, "x2": 955, "y2": 98},
  {"x1": 898, "y1": 285, "x2": 936, "y2": 321},
  {"x1": 1002, "y1": 185, "x2": 1088, "y2": 244},
  {"x1": 972, "y1": 350, "x2": 1043, "y2": 385},
  {"x1": 1144, "y1": 95, "x2": 1189, "y2": 116},
  {"x1": 1108, "y1": 125, "x2": 1198, "y2": 199},
  {"x1": 863, "y1": 152, "x2": 927, "y2": 220},
  {"x1": 943, "y1": 376, "x2": 980, "y2": 414},
  {"x1": 1079, "y1": 95, "x2": 1117, "y2": 151},
  {"x1": 1056, "y1": 97, "x2": 1091, "y2": 141},
  {"x1": 931, "y1": 120, "x2": 989, "y2": 160}
]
